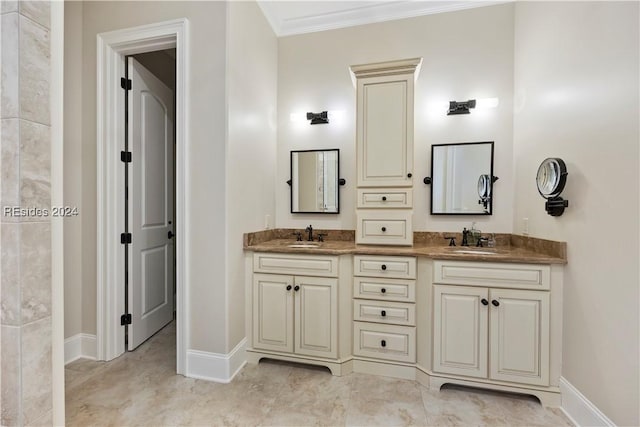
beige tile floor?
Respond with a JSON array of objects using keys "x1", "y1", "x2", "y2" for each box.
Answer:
[{"x1": 66, "y1": 323, "x2": 572, "y2": 426}]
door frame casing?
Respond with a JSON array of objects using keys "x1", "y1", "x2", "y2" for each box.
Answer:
[{"x1": 96, "y1": 18, "x2": 189, "y2": 374}]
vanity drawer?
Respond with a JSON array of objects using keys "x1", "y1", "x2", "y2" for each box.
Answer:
[
  {"x1": 354, "y1": 255, "x2": 416, "y2": 279},
  {"x1": 353, "y1": 322, "x2": 416, "y2": 363},
  {"x1": 353, "y1": 277, "x2": 416, "y2": 302},
  {"x1": 253, "y1": 253, "x2": 338, "y2": 277},
  {"x1": 356, "y1": 211, "x2": 412, "y2": 246},
  {"x1": 357, "y1": 188, "x2": 413, "y2": 209},
  {"x1": 353, "y1": 300, "x2": 415, "y2": 326},
  {"x1": 434, "y1": 260, "x2": 550, "y2": 290}
]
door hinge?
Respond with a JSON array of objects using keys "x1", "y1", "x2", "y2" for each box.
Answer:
[
  {"x1": 121, "y1": 151, "x2": 132, "y2": 163},
  {"x1": 120, "y1": 77, "x2": 132, "y2": 90},
  {"x1": 120, "y1": 313, "x2": 132, "y2": 325},
  {"x1": 120, "y1": 233, "x2": 132, "y2": 244}
]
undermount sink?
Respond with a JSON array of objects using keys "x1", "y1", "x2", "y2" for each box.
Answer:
[
  {"x1": 287, "y1": 243, "x2": 321, "y2": 248},
  {"x1": 452, "y1": 249, "x2": 497, "y2": 255}
]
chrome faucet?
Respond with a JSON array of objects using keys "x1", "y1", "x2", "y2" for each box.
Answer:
[{"x1": 305, "y1": 225, "x2": 314, "y2": 242}]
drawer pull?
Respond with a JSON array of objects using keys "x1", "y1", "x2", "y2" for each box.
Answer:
[
  {"x1": 381, "y1": 310, "x2": 386, "y2": 317},
  {"x1": 381, "y1": 264, "x2": 387, "y2": 270},
  {"x1": 492, "y1": 299, "x2": 500, "y2": 307},
  {"x1": 286, "y1": 285, "x2": 292, "y2": 291},
  {"x1": 294, "y1": 285, "x2": 300, "y2": 292},
  {"x1": 381, "y1": 288, "x2": 387, "y2": 294},
  {"x1": 407, "y1": 173, "x2": 412, "y2": 178},
  {"x1": 381, "y1": 227, "x2": 387, "y2": 232},
  {"x1": 381, "y1": 340, "x2": 387, "y2": 348},
  {"x1": 481, "y1": 298, "x2": 488, "y2": 306},
  {"x1": 382, "y1": 196, "x2": 387, "y2": 201}
]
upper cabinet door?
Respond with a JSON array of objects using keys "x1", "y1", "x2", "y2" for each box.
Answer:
[{"x1": 357, "y1": 75, "x2": 414, "y2": 187}]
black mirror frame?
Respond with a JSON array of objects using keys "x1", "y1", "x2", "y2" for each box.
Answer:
[
  {"x1": 288, "y1": 148, "x2": 343, "y2": 214},
  {"x1": 429, "y1": 141, "x2": 496, "y2": 216}
]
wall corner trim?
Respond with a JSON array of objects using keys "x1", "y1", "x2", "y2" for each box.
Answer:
[
  {"x1": 560, "y1": 377, "x2": 616, "y2": 427},
  {"x1": 185, "y1": 338, "x2": 247, "y2": 383},
  {"x1": 64, "y1": 334, "x2": 98, "y2": 365}
]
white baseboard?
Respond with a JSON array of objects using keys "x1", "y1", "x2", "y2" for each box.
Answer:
[
  {"x1": 64, "y1": 333, "x2": 97, "y2": 365},
  {"x1": 560, "y1": 377, "x2": 615, "y2": 427},
  {"x1": 186, "y1": 337, "x2": 247, "y2": 383}
]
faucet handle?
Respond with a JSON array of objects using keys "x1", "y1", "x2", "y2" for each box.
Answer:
[
  {"x1": 476, "y1": 237, "x2": 489, "y2": 247},
  {"x1": 444, "y1": 236, "x2": 456, "y2": 247},
  {"x1": 292, "y1": 232, "x2": 302, "y2": 242},
  {"x1": 317, "y1": 233, "x2": 327, "y2": 242}
]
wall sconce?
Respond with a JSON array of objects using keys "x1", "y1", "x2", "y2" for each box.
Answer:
[
  {"x1": 536, "y1": 157, "x2": 569, "y2": 216},
  {"x1": 447, "y1": 99, "x2": 476, "y2": 115},
  {"x1": 307, "y1": 111, "x2": 329, "y2": 125}
]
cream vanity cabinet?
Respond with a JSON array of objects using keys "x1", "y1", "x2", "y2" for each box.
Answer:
[
  {"x1": 352, "y1": 255, "x2": 417, "y2": 364},
  {"x1": 247, "y1": 252, "x2": 352, "y2": 375},
  {"x1": 351, "y1": 58, "x2": 422, "y2": 246},
  {"x1": 430, "y1": 260, "x2": 563, "y2": 404}
]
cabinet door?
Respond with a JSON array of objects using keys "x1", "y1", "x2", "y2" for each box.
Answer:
[
  {"x1": 433, "y1": 285, "x2": 488, "y2": 378},
  {"x1": 253, "y1": 274, "x2": 294, "y2": 353},
  {"x1": 357, "y1": 75, "x2": 414, "y2": 187},
  {"x1": 294, "y1": 276, "x2": 338, "y2": 359},
  {"x1": 489, "y1": 289, "x2": 550, "y2": 386}
]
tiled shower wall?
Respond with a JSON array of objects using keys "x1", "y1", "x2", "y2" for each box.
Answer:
[{"x1": 1, "y1": 1, "x2": 53, "y2": 425}]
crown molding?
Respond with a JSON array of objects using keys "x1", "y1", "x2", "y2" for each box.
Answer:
[{"x1": 257, "y1": 1, "x2": 510, "y2": 37}]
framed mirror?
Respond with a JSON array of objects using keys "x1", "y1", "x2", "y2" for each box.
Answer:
[
  {"x1": 430, "y1": 141, "x2": 495, "y2": 215},
  {"x1": 290, "y1": 149, "x2": 340, "y2": 214}
]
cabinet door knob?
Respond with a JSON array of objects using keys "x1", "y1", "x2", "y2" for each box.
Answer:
[
  {"x1": 481, "y1": 298, "x2": 489, "y2": 306},
  {"x1": 286, "y1": 285, "x2": 292, "y2": 291},
  {"x1": 294, "y1": 285, "x2": 300, "y2": 292},
  {"x1": 382, "y1": 196, "x2": 387, "y2": 201},
  {"x1": 381, "y1": 264, "x2": 387, "y2": 270},
  {"x1": 381, "y1": 288, "x2": 386, "y2": 294},
  {"x1": 407, "y1": 173, "x2": 412, "y2": 178},
  {"x1": 381, "y1": 226, "x2": 387, "y2": 232},
  {"x1": 381, "y1": 310, "x2": 386, "y2": 317},
  {"x1": 381, "y1": 340, "x2": 387, "y2": 348},
  {"x1": 491, "y1": 299, "x2": 500, "y2": 307}
]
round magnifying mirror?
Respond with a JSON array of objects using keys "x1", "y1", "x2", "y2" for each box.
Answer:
[
  {"x1": 536, "y1": 158, "x2": 567, "y2": 198},
  {"x1": 477, "y1": 174, "x2": 491, "y2": 199}
]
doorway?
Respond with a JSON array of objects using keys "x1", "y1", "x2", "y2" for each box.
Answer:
[
  {"x1": 125, "y1": 50, "x2": 176, "y2": 351},
  {"x1": 96, "y1": 19, "x2": 189, "y2": 374}
]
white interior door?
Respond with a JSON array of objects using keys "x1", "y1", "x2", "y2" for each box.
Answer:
[{"x1": 128, "y1": 57, "x2": 175, "y2": 350}]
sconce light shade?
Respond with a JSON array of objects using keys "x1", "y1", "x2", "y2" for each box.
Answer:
[
  {"x1": 447, "y1": 99, "x2": 476, "y2": 115},
  {"x1": 306, "y1": 111, "x2": 329, "y2": 125}
]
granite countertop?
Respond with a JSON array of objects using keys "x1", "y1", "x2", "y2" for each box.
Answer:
[{"x1": 243, "y1": 230, "x2": 567, "y2": 265}]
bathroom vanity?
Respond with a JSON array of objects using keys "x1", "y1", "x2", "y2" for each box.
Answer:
[
  {"x1": 245, "y1": 56, "x2": 565, "y2": 406},
  {"x1": 244, "y1": 232, "x2": 566, "y2": 406}
]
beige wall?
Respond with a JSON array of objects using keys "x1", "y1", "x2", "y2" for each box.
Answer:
[
  {"x1": 66, "y1": 0, "x2": 277, "y2": 354},
  {"x1": 226, "y1": 1, "x2": 278, "y2": 349},
  {"x1": 63, "y1": 0, "x2": 83, "y2": 339},
  {"x1": 513, "y1": 2, "x2": 639, "y2": 425},
  {"x1": 74, "y1": 1, "x2": 229, "y2": 353},
  {"x1": 276, "y1": 4, "x2": 515, "y2": 234},
  {"x1": 134, "y1": 49, "x2": 176, "y2": 89}
]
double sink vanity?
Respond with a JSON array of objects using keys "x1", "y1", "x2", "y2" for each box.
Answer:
[
  {"x1": 244, "y1": 230, "x2": 566, "y2": 406},
  {"x1": 244, "y1": 56, "x2": 567, "y2": 407}
]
